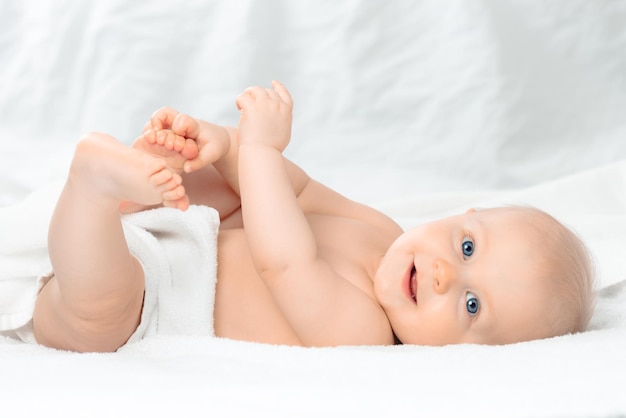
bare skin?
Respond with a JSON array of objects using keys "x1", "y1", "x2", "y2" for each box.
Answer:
[
  {"x1": 33, "y1": 81, "x2": 557, "y2": 352},
  {"x1": 118, "y1": 129, "x2": 198, "y2": 213}
]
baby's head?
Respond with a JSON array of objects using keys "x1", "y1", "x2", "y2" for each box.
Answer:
[{"x1": 374, "y1": 206, "x2": 594, "y2": 345}]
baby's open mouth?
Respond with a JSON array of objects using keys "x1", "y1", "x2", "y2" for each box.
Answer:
[{"x1": 410, "y1": 266, "x2": 417, "y2": 304}]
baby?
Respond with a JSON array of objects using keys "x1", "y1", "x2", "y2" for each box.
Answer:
[{"x1": 30, "y1": 81, "x2": 594, "y2": 351}]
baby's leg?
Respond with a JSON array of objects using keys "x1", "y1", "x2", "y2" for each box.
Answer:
[{"x1": 33, "y1": 133, "x2": 185, "y2": 352}]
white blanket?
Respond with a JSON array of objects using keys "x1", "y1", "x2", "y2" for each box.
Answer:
[{"x1": 1, "y1": 1, "x2": 625, "y2": 417}]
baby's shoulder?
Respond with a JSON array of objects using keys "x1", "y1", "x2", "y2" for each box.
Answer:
[{"x1": 301, "y1": 179, "x2": 403, "y2": 239}]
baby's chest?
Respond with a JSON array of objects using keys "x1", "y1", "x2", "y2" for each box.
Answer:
[{"x1": 308, "y1": 216, "x2": 385, "y2": 297}]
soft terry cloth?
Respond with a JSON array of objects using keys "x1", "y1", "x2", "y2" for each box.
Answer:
[
  {"x1": 123, "y1": 205, "x2": 220, "y2": 342},
  {"x1": 0, "y1": 182, "x2": 220, "y2": 343},
  {"x1": 0, "y1": 182, "x2": 62, "y2": 333}
]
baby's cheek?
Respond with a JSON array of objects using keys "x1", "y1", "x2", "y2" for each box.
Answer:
[{"x1": 419, "y1": 304, "x2": 464, "y2": 345}]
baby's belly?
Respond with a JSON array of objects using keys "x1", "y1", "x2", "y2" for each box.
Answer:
[{"x1": 213, "y1": 229, "x2": 302, "y2": 345}]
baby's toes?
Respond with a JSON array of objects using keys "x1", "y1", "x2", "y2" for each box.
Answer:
[
  {"x1": 162, "y1": 184, "x2": 186, "y2": 201},
  {"x1": 149, "y1": 167, "x2": 174, "y2": 187},
  {"x1": 163, "y1": 195, "x2": 190, "y2": 211},
  {"x1": 154, "y1": 130, "x2": 169, "y2": 146},
  {"x1": 142, "y1": 129, "x2": 158, "y2": 144},
  {"x1": 158, "y1": 130, "x2": 184, "y2": 151},
  {"x1": 172, "y1": 135, "x2": 187, "y2": 152},
  {"x1": 180, "y1": 138, "x2": 200, "y2": 160},
  {"x1": 156, "y1": 174, "x2": 183, "y2": 195}
]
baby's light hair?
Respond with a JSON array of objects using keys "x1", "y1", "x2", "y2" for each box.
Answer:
[{"x1": 507, "y1": 206, "x2": 596, "y2": 337}]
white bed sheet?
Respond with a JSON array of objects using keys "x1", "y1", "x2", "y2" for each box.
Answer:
[{"x1": 1, "y1": 1, "x2": 625, "y2": 417}]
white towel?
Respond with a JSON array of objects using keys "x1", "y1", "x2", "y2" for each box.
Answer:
[
  {"x1": 0, "y1": 182, "x2": 220, "y2": 342},
  {"x1": 0, "y1": 182, "x2": 62, "y2": 332},
  {"x1": 123, "y1": 205, "x2": 220, "y2": 342}
]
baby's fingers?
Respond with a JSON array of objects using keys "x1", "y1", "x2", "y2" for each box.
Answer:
[
  {"x1": 236, "y1": 86, "x2": 271, "y2": 110},
  {"x1": 142, "y1": 120, "x2": 152, "y2": 134},
  {"x1": 172, "y1": 113, "x2": 201, "y2": 140},
  {"x1": 183, "y1": 156, "x2": 205, "y2": 174},
  {"x1": 183, "y1": 152, "x2": 215, "y2": 174},
  {"x1": 236, "y1": 89, "x2": 255, "y2": 111},
  {"x1": 150, "y1": 107, "x2": 180, "y2": 131},
  {"x1": 183, "y1": 139, "x2": 227, "y2": 173},
  {"x1": 271, "y1": 80, "x2": 293, "y2": 107}
]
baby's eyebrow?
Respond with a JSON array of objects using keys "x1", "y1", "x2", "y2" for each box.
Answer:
[
  {"x1": 473, "y1": 218, "x2": 487, "y2": 236},
  {"x1": 466, "y1": 218, "x2": 487, "y2": 253}
]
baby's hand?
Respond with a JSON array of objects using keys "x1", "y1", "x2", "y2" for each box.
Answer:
[
  {"x1": 143, "y1": 107, "x2": 230, "y2": 173},
  {"x1": 235, "y1": 80, "x2": 293, "y2": 152}
]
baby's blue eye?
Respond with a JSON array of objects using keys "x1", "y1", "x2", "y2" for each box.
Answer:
[
  {"x1": 465, "y1": 292, "x2": 480, "y2": 316},
  {"x1": 462, "y1": 238, "x2": 474, "y2": 259}
]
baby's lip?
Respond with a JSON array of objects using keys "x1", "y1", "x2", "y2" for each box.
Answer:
[
  {"x1": 410, "y1": 266, "x2": 417, "y2": 304},
  {"x1": 403, "y1": 263, "x2": 418, "y2": 304}
]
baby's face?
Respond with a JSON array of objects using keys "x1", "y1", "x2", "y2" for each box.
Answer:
[{"x1": 374, "y1": 208, "x2": 552, "y2": 345}]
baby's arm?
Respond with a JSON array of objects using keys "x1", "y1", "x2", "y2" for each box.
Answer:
[
  {"x1": 236, "y1": 82, "x2": 385, "y2": 346},
  {"x1": 236, "y1": 82, "x2": 314, "y2": 272}
]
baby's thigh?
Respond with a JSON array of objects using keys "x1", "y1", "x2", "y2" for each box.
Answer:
[{"x1": 32, "y1": 273, "x2": 143, "y2": 353}]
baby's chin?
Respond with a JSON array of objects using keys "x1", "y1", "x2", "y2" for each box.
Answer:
[{"x1": 386, "y1": 317, "x2": 424, "y2": 345}]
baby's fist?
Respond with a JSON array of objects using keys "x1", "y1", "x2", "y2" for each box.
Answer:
[{"x1": 236, "y1": 80, "x2": 293, "y2": 152}]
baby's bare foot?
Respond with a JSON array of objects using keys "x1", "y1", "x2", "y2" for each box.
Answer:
[
  {"x1": 119, "y1": 129, "x2": 198, "y2": 212},
  {"x1": 69, "y1": 133, "x2": 189, "y2": 211},
  {"x1": 132, "y1": 129, "x2": 199, "y2": 175}
]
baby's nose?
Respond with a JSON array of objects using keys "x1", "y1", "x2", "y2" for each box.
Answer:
[{"x1": 432, "y1": 259, "x2": 457, "y2": 294}]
